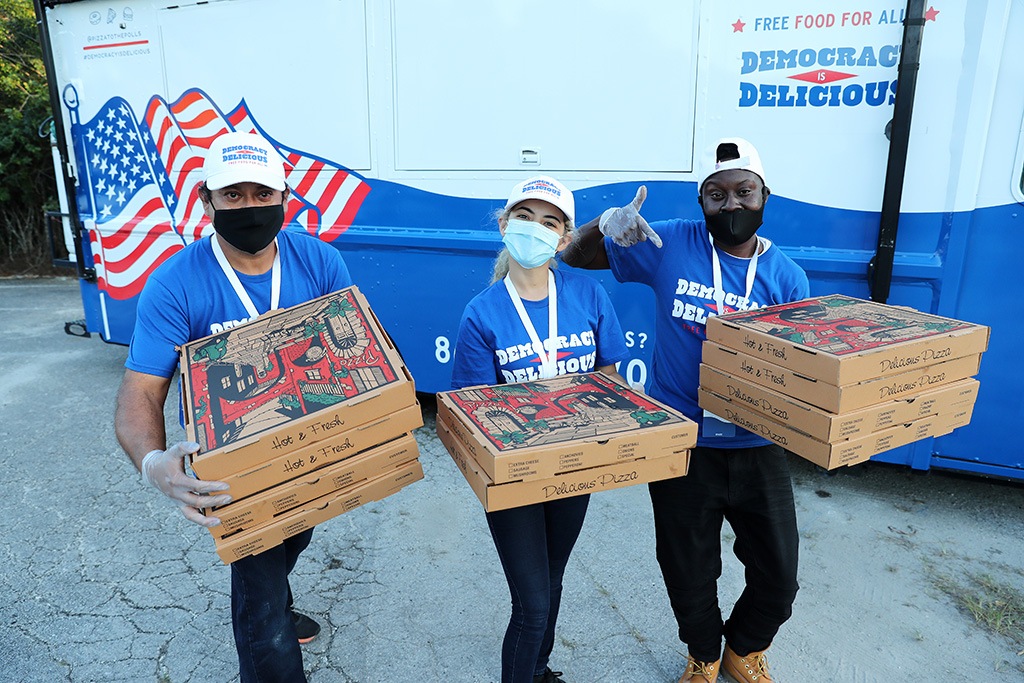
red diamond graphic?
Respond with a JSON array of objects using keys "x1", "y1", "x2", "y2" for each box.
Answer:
[{"x1": 788, "y1": 69, "x2": 857, "y2": 84}]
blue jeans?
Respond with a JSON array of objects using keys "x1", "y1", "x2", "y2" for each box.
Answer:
[
  {"x1": 231, "y1": 529, "x2": 314, "y2": 683},
  {"x1": 648, "y1": 445, "x2": 799, "y2": 663},
  {"x1": 486, "y1": 495, "x2": 590, "y2": 683}
]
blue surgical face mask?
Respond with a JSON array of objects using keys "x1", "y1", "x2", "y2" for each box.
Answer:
[{"x1": 503, "y1": 218, "x2": 561, "y2": 269}]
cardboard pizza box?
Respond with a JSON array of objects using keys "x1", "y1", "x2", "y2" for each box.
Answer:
[
  {"x1": 436, "y1": 372, "x2": 697, "y2": 484},
  {"x1": 699, "y1": 364, "x2": 979, "y2": 443},
  {"x1": 706, "y1": 294, "x2": 989, "y2": 385},
  {"x1": 180, "y1": 285, "x2": 417, "y2": 480},
  {"x1": 698, "y1": 387, "x2": 973, "y2": 470},
  {"x1": 437, "y1": 417, "x2": 688, "y2": 511},
  {"x1": 702, "y1": 341, "x2": 981, "y2": 414},
  {"x1": 208, "y1": 432, "x2": 420, "y2": 537},
  {"x1": 197, "y1": 401, "x2": 423, "y2": 502},
  {"x1": 214, "y1": 459, "x2": 423, "y2": 565}
]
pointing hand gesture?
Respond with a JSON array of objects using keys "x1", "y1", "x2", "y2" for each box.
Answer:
[{"x1": 598, "y1": 186, "x2": 662, "y2": 248}]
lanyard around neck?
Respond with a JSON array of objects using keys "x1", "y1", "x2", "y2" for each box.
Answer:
[
  {"x1": 503, "y1": 270, "x2": 558, "y2": 379},
  {"x1": 710, "y1": 232, "x2": 763, "y2": 317},
  {"x1": 211, "y1": 234, "x2": 281, "y2": 319}
]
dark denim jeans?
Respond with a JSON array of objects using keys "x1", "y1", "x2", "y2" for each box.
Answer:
[
  {"x1": 486, "y1": 495, "x2": 590, "y2": 683},
  {"x1": 231, "y1": 528, "x2": 314, "y2": 683},
  {"x1": 648, "y1": 444, "x2": 799, "y2": 663}
]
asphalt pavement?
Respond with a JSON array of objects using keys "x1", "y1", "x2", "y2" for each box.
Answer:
[{"x1": 1, "y1": 277, "x2": 1022, "y2": 682}]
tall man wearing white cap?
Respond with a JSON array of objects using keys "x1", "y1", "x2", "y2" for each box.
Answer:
[
  {"x1": 114, "y1": 131, "x2": 353, "y2": 682},
  {"x1": 563, "y1": 139, "x2": 809, "y2": 683}
]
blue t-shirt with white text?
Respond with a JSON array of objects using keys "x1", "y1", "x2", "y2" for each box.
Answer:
[
  {"x1": 451, "y1": 268, "x2": 629, "y2": 390},
  {"x1": 126, "y1": 229, "x2": 353, "y2": 379},
  {"x1": 606, "y1": 218, "x2": 809, "y2": 447}
]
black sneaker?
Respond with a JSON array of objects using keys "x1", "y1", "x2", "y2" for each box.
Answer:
[
  {"x1": 533, "y1": 668, "x2": 566, "y2": 683},
  {"x1": 292, "y1": 610, "x2": 321, "y2": 644}
]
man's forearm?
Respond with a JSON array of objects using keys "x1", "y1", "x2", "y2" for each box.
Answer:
[
  {"x1": 562, "y1": 218, "x2": 610, "y2": 270},
  {"x1": 114, "y1": 374, "x2": 170, "y2": 471}
]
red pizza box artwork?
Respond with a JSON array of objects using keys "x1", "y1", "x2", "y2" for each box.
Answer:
[
  {"x1": 706, "y1": 295, "x2": 989, "y2": 385},
  {"x1": 436, "y1": 372, "x2": 697, "y2": 484},
  {"x1": 180, "y1": 285, "x2": 416, "y2": 480}
]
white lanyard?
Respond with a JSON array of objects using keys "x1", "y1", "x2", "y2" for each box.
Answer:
[
  {"x1": 211, "y1": 235, "x2": 281, "y2": 319},
  {"x1": 503, "y1": 270, "x2": 558, "y2": 379},
  {"x1": 710, "y1": 232, "x2": 764, "y2": 316}
]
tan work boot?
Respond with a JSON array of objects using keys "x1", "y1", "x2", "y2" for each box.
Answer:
[
  {"x1": 722, "y1": 644, "x2": 773, "y2": 682},
  {"x1": 678, "y1": 655, "x2": 721, "y2": 683}
]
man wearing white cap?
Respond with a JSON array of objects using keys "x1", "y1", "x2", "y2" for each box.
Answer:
[
  {"x1": 114, "y1": 131, "x2": 352, "y2": 682},
  {"x1": 563, "y1": 138, "x2": 809, "y2": 683}
]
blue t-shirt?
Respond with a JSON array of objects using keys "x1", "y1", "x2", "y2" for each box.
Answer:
[
  {"x1": 606, "y1": 219, "x2": 809, "y2": 447},
  {"x1": 127, "y1": 229, "x2": 353, "y2": 379},
  {"x1": 451, "y1": 268, "x2": 630, "y2": 390}
]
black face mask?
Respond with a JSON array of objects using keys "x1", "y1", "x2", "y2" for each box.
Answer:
[
  {"x1": 704, "y1": 207, "x2": 763, "y2": 246},
  {"x1": 213, "y1": 205, "x2": 285, "y2": 254}
]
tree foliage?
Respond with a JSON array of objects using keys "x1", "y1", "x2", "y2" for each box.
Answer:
[{"x1": 0, "y1": 0, "x2": 57, "y2": 271}]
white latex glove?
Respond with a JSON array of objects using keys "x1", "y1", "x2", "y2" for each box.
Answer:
[
  {"x1": 141, "y1": 442, "x2": 232, "y2": 527},
  {"x1": 598, "y1": 186, "x2": 662, "y2": 248}
]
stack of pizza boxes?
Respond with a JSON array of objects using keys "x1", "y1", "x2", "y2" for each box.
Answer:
[
  {"x1": 180, "y1": 286, "x2": 423, "y2": 564},
  {"x1": 436, "y1": 373, "x2": 698, "y2": 511},
  {"x1": 698, "y1": 294, "x2": 990, "y2": 469}
]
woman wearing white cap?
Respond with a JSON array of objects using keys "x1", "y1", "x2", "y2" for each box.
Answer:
[{"x1": 450, "y1": 176, "x2": 630, "y2": 683}]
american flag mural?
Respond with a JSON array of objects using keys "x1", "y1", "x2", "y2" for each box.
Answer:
[{"x1": 68, "y1": 86, "x2": 370, "y2": 299}]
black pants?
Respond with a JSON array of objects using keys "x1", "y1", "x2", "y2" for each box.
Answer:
[
  {"x1": 486, "y1": 495, "x2": 590, "y2": 683},
  {"x1": 231, "y1": 528, "x2": 313, "y2": 683},
  {"x1": 648, "y1": 444, "x2": 799, "y2": 663}
]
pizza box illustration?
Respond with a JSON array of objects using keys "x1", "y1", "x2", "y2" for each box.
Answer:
[
  {"x1": 706, "y1": 295, "x2": 989, "y2": 385},
  {"x1": 179, "y1": 285, "x2": 416, "y2": 480},
  {"x1": 436, "y1": 372, "x2": 697, "y2": 484}
]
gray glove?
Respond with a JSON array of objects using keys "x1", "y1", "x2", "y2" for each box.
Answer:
[
  {"x1": 141, "y1": 442, "x2": 232, "y2": 527},
  {"x1": 598, "y1": 186, "x2": 662, "y2": 248}
]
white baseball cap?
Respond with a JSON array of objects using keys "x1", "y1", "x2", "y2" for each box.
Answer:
[
  {"x1": 697, "y1": 137, "x2": 766, "y2": 193},
  {"x1": 505, "y1": 175, "x2": 575, "y2": 224},
  {"x1": 203, "y1": 131, "x2": 286, "y2": 191}
]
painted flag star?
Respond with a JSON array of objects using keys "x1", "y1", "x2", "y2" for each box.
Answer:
[
  {"x1": 732, "y1": 18, "x2": 745, "y2": 32},
  {"x1": 924, "y1": 6, "x2": 939, "y2": 21}
]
